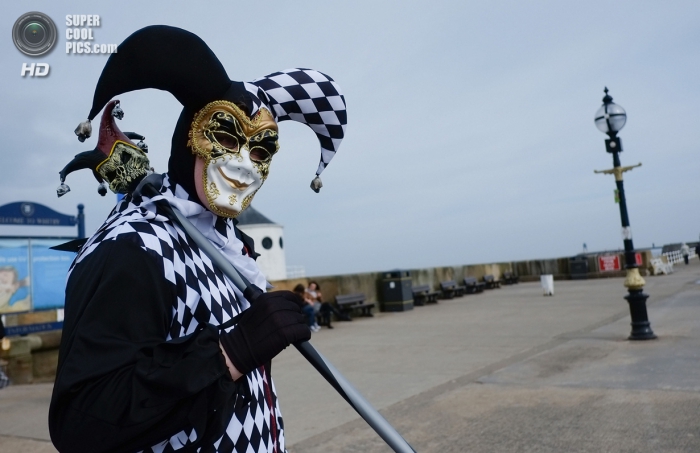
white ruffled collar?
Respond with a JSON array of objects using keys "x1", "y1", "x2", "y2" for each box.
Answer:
[{"x1": 142, "y1": 174, "x2": 269, "y2": 297}]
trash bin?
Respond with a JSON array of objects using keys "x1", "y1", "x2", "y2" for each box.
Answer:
[
  {"x1": 569, "y1": 255, "x2": 589, "y2": 280},
  {"x1": 379, "y1": 270, "x2": 413, "y2": 312},
  {"x1": 541, "y1": 274, "x2": 554, "y2": 296}
]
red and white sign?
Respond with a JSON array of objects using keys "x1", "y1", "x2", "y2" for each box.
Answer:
[
  {"x1": 635, "y1": 252, "x2": 643, "y2": 266},
  {"x1": 598, "y1": 255, "x2": 621, "y2": 272}
]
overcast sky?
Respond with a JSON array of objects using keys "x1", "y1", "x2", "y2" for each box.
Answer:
[{"x1": 1, "y1": 1, "x2": 699, "y2": 277}]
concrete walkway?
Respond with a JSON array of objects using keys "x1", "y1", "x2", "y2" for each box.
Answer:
[{"x1": 2, "y1": 260, "x2": 699, "y2": 452}]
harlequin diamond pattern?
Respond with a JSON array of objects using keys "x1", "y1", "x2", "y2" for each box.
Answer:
[{"x1": 70, "y1": 176, "x2": 286, "y2": 453}]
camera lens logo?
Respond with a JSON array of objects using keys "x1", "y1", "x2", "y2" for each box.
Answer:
[{"x1": 12, "y1": 12, "x2": 57, "y2": 57}]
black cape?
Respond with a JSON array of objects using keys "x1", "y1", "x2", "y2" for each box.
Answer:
[{"x1": 49, "y1": 239, "x2": 241, "y2": 453}]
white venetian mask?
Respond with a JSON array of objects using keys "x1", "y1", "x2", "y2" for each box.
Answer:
[{"x1": 189, "y1": 101, "x2": 278, "y2": 217}]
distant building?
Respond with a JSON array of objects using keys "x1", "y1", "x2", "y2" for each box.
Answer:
[{"x1": 236, "y1": 206, "x2": 286, "y2": 281}]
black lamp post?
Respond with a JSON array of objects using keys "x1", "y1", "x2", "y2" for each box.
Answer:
[{"x1": 594, "y1": 87, "x2": 656, "y2": 340}]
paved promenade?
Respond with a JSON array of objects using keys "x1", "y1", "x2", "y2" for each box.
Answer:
[{"x1": 2, "y1": 260, "x2": 700, "y2": 452}]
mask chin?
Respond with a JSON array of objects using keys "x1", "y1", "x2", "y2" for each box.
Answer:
[{"x1": 194, "y1": 153, "x2": 264, "y2": 218}]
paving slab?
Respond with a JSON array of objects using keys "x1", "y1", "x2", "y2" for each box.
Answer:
[
  {"x1": 1, "y1": 259, "x2": 699, "y2": 453},
  {"x1": 0, "y1": 383, "x2": 55, "y2": 452},
  {"x1": 294, "y1": 385, "x2": 700, "y2": 453},
  {"x1": 481, "y1": 290, "x2": 700, "y2": 392}
]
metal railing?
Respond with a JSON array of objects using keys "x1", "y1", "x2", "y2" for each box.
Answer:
[
  {"x1": 662, "y1": 249, "x2": 697, "y2": 265},
  {"x1": 286, "y1": 265, "x2": 306, "y2": 279}
]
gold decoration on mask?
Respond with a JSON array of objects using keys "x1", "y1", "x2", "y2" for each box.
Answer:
[
  {"x1": 189, "y1": 100, "x2": 280, "y2": 218},
  {"x1": 200, "y1": 155, "x2": 253, "y2": 218},
  {"x1": 228, "y1": 194, "x2": 238, "y2": 206},
  {"x1": 242, "y1": 192, "x2": 257, "y2": 212},
  {"x1": 208, "y1": 182, "x2": 220, "y2": 197},
  {"x1": 95, "y1": 140, "x2": 151, "y2": 194},
  {"x1": 252, "y1": 154, "x2": 271, "y2": 180}
]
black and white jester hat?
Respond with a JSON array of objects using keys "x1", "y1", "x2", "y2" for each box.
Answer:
[{"x1": 68, "y1": 25, "x2": 347, "y2": 195}]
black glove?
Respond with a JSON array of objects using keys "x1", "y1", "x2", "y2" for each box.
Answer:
[{"x1": 220, "y1": 291, "x2": 310, "y2": 376}]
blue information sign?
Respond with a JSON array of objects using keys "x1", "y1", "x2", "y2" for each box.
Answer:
[
  {"x1": 0, "y1": 202, "x2": 77, "y2": 227},
  {"x1": 0, "y1": 201, "x2": 84, "y2": 317},
  {"x1": 5, "y1": 321, "x2": 63, "y2": 336},
  {"x1": 0, "y1": 238, "x2": 74, "y2": 314},
  {"x1": 31, "y1": 239, "x2": 73, "y2": 310},
  {"x1": 0, "y1": 239, "x2": 31, "y2": 314}
]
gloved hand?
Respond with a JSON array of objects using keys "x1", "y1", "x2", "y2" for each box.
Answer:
[{"x1": 219, "y1": 291, "x2": 310, "y2": 377}]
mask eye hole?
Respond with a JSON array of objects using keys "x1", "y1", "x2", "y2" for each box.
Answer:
[
  {"x1": 249, "y1": 147, "x2": 271, "y2": 162},
  {"x1": 248, "y1": 129, "x2": 278, "y2": 163},
  {"x1": 210, "y1": 131, "x2": 239, "y2": 152}
]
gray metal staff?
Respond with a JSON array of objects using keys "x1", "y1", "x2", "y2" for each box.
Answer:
[{"x1": 137, "y1": 178, "x2": 416, "y2": 453}]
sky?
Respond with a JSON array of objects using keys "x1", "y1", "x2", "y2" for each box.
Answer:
[{"x1": 1, "y1": 1, "x2": 699, "y2": 277}]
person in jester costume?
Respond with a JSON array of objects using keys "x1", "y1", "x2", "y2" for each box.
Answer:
[{"x1": 49, "y1": 25, "x2": 347, "y2": 453}]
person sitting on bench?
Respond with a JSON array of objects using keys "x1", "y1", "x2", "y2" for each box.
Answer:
[{"x1": 294, "y1": 284, "x2": 321, "y2": 333}]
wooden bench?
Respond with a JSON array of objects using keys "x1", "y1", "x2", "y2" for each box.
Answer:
[
  {"x1": 502, "y1": 271, "x2": 519, "y2": 285},
  {"x1": 411, "y1": 285, "x2": 440, "y2": 306},
  {"x1": 335, "y1": 293, "x2": 374, "y2": 318},
  {"x1": 483, "y1": 275, "x2": 501, "y2": 289},
  {"x1": 463, "y1": 277, "x2": 485, "y2": 294},
  {"x1": 439, "y1": 280, "x2": 466, "y2": 299}
]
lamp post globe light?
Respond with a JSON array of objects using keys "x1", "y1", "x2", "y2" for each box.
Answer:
[{"x1": 594, "y1": 87, "x2": 656, "y2": 340}]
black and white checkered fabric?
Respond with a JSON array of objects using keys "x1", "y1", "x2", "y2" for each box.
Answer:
[
  {"x1": 69, "y1": 175, "x2": 287, "y2": 453},
  {"x1": 244, "y1": 68, "x2": 347, "y2": 176}
]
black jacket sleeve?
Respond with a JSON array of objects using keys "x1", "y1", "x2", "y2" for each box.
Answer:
[{"x1": 49, "y1": 239, "x2": 237, "y2": 453}]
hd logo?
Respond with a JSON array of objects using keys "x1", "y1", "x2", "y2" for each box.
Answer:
[
  {"x1": 21, "y1": 63, "x2": 50, "y2": 77},
  {"x1": 12, "y1": 12, "x2": 57, "y2": 77}
]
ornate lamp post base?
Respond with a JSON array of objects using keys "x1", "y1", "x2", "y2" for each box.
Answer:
[{"x1": 624, "y1": 268, "x2": 657, "y2": 340}]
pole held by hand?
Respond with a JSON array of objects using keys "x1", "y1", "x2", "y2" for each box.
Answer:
[{"x1": 136, "y1": 176, "x2": 416, "y2": 453}]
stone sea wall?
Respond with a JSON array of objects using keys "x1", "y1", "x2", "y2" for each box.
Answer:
[{"x1": 272, "y1": 251, "x2": 652, "y2": 304}]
